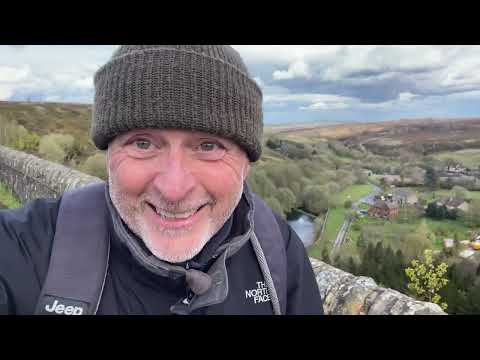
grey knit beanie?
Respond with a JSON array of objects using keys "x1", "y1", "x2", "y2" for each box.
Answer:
[{"x1": 91, "y1": 45, "x2": 263, "y2": 161}]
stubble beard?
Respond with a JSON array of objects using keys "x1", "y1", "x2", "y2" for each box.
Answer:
[{"x1": 108, "y1": 177, "x2": 244, "y2": 263}]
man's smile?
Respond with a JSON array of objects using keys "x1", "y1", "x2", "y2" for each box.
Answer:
[{"x1": 145, "y1": 201, "x2": 210, "y2": 230}]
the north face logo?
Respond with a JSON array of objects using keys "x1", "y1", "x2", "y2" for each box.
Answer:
[
  {"x1": 245, "y1": 281, "x2": 271, "y2": 304},
  {"x1": 44, "y1": 299, "x2": 84, "y2": 315}
]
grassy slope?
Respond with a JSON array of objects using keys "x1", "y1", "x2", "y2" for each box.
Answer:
[
  {"x1": 433, "y1": 149, "x2": 480, "y2": 169},
  {"x1": 0, "y1": 182, "x2": 21, "y2": 209},
  {"x1": 333, "y1": 184, "x2": 374, "y2": 204},
  {"x1": 0, "y1": 102, "x2": 96, "y2": 161}
]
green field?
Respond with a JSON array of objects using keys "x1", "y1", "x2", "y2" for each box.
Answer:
[
  {"x1": 433, "y1": 149, "x2": 480, "y2": 169},
  {"x1": 333, "y1": 184, "x2": 374, "y2": 204},
  {"x1": 308, "y1": 184, "x2": 375, "y2": 259},
  {"x1": 0, "y1": 182, "x2": 21, "y2": 209},
  {"x1": 347, "y1": 213, "x2": 472, "y2": 252},
  {"x1": 401, "y1": 186, "x2": 480, "y2": 203}
]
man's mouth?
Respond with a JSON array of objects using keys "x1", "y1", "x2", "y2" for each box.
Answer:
[
  {"x1": 145, "y1": 202, "x2": 208, "y2": 228},
  {"x1": 147, "y1": 203, "x2": 207, "y2": 219}
]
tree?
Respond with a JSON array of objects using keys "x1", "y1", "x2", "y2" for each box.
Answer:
[
  {"x1": 265, "y1": 136, "x2": 281, "y2": 150},
  {"x1": 264, "y1": 196, "x2": 285, "y2": 218},
  {"x1": 275, "y1": 187, "x2": 296, "y2": 215},
  {"x1": 248, "y1": 169, "x2": 276, "y2": 199},
  {"x1": 463, "y1": 199, "x2": 480, "y2": 227},
  {"x1": 405, "y1": 249, "x2": 449, "y2": 310},
  {"x1": 302, "y1": 185, "x2": 330, "y2": 215},
  {"x1": 402, "y1": 220, "x2": 431, "y2": 260},
  {"x1": 443, "y1": 157, "x2": 457, "y2": 169},
  {"x1": 0, "y1": 120, "x2": 39, "y2": 152},
  {"x1": 452, "y1": 185, "x2": 469, "y2": 201},
  {"x1": 38, "y1": 133, "x2": 75, "y2": 164},
  {"x1": 39, "y1": 136, "x2": 67, "y2": 163},
  {"x1": 424, "y1": 166, "x2": 439, "y2": 190},
  {"x1": 81, "y1": 152, "x2": 107, "y2": 180}
]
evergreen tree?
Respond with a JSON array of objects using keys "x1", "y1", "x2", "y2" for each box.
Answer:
[{"x1": 424, "y1": 166, "x2": 439, "y2": 190}]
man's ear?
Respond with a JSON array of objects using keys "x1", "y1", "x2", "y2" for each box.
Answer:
[{"x1": 243, "y1": 162, "x2": 251, "y2": 180}]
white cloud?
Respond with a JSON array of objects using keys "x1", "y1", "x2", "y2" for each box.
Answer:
[
  {"x1": 253, "y1": 76, "x2": 264, "y2": 88},
  {"x1": 265, "y1": 90, "x2": 425, "y2": 112},
  {"x1": 264, "y1": 92, "x2": 357, "y2": 110},
  {"x1": 232, "y1": 45, "x2": 341, "y2": 65},
  {"x1": 72, "y1": 77, "x2": 94, "y2": 90},
  {"x1": 1, "y1": 45, "x2": 480, "y2": 120},
  {"x1": 0, "y1": 65, "x2": 30, "y2": 83},
  {"x1": 0, "y1": 85, "x2": 14, "y2": 100},
  {"x1": 397, "y1": 92, "x2": 418, "y2": 102},
  {"x1": 235, "y1": 45, "x2": 480, "y2": 96},
  {"x1": 0, "y1": 45, "x2": 116, "y2": 102},
  {"x1": 273, "y1": 60, "x2": 312, "y2": 80}
]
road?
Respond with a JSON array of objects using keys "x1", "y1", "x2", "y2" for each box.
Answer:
[
  {"x1": 330, "y1": 183, "x2": 382, "y2": 257},
  {"x1": 352, "y1": 184, "x2": 382, "y2": 211},
  {"x1": 331, "y1": 217, "x2": 353, "y2": 255}
]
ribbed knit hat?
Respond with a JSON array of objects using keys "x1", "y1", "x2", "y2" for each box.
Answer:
[{"x1": 91, "y1": 45, "x2": 263, "y2": 161}]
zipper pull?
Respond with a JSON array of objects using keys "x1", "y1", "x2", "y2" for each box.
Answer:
[{"x1": 182, "y1": 290, "x2": 195, "y2": 305}]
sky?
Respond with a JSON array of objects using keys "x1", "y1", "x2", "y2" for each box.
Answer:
[{"x1": 1, "y1": 45, "x2": 480, "y2": 124}]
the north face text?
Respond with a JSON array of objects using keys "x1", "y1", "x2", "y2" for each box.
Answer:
[{"x1": 245, "y1": 281, "x2": 271, "y2": 304}]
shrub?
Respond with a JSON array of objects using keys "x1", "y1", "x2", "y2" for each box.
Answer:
[
  {"x1": 81, "y1": 152, "x2": 107, "y2": 180},
  {"x1": 38, "y1": 133, "x2": 75, "y2": 163}
]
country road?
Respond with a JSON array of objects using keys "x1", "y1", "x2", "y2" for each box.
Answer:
[
  {"x1": 331, "y1": 217, "x2": 352, "y2": 255},
  {"x1": 330, "y1": 183, "x2": 382, "y2": 257}
]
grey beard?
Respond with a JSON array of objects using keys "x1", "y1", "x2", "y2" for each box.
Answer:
[{"x1": 107, "y1": 177, "x2": 244, "y2": 263}]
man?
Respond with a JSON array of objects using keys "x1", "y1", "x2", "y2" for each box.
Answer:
[{"x1": 0, "y1": 45, "x2": 323, "y2": 315}]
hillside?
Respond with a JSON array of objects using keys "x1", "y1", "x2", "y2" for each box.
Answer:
[
  {"x1": 0, "y1": 101, "x2": 95, "y2": 156},
  {"x1": 270, "y1": 117, "x2": 480, "y2": 155}
]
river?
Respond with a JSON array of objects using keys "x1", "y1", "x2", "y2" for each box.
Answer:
[{"x1": 287, "y1": 210, "x2": 315, "y2": 248}]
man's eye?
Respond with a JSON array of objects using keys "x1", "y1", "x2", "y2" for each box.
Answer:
[
  {"x1": 134, "y1": 139, "x2": 152, "y2": 150},
  {"x1": 199, "y1": 142, "x2": 219, "y2": 152}
]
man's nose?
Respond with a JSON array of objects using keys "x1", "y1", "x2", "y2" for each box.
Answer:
[{"x1": 151, "y1": 147, "x2": 196, "y2": 202}]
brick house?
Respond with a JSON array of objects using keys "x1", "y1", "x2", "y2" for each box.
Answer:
[{"x1": 368, "y1": 199, "x2": 399, "y2": 219}]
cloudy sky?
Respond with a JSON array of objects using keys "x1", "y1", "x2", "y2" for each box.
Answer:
[{"x1": 1, "y1": 45, "x2": 480, "y2": 124}]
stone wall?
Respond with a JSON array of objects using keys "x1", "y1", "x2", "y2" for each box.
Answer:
[
  {"x1": 0, "y1": 145, "x2": 446, "y2": 315},
  {"x1": 0, "y1": 145, "x2": 102, "y2": 203},
  {"x1": 311, "y1": 259, "x2": 445, "y2": 314}
]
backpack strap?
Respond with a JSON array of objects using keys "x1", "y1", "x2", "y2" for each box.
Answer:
[
  {"x1": 251, "y1": 193, "x2": 287, "y2": 315},
  {"x1": 35, "y1": 182, "x2": 110, "y2": 315}
]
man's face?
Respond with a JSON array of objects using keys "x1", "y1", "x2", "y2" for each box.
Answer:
[{"x1": 107, "y1": 128, "x2": 251, "y2": 263}]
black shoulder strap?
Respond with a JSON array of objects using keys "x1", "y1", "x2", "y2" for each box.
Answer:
[
  {"x1": 251, "y1": 193, "x2": 287, "y2": 315},
  {"x1": 35, "y1": 182, "x2": 110, "y2": 315}
]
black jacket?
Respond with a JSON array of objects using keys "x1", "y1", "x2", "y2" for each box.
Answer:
[{"x1": 0, "y1": 192, "x2": 323, "y2": 315}]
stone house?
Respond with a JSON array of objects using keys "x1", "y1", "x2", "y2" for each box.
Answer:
[
  {"x1": 368, "y1": 199, "x2": 399, "y2": 219},
  {"x1": 443, "y1": 238, "x2": 454, "y2": 249},
  {"x1": 445, "y1": 164, "x2": 468, "y2": 174},
  {"x1": 434, "y1": 197, "x2": 469, "y2": 212},
  {"x1": 391, "y1": 189, "x2": 418, "y2": 205}
]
